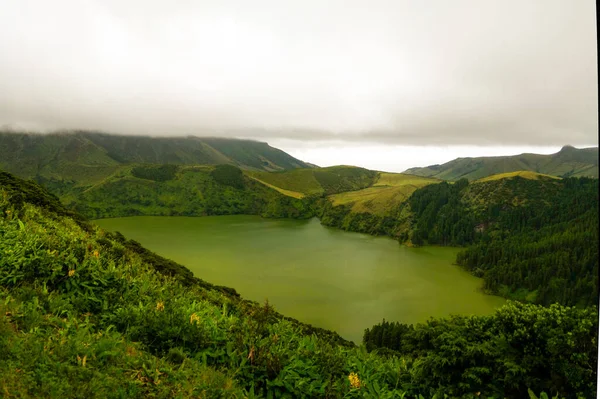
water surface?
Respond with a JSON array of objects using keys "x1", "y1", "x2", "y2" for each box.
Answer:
[{"x1": 95, "y1": 216, "x2": 505, "y2": 343}]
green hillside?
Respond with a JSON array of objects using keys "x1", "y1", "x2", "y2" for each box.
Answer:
[
  {"x1": 247, "y1": 165, "x2": 378, "y2": 197},
  {"x1": 59, "y1": 164, "x2": 313, "y2": 220},
  {"x1": 329, "y1": 173, "x2": 439, "y2": 216},
  {"x1": 404, "y1": 145, "x2": 598, "y2": 180},
  {"x1": 475, "y1": 170, "x2": 560, "y2": 183},
  {"x1": 1, "y1": 171, "x2": 596, "y2": 398},
  {"x1": 0, "y1": 131, "x2": 311, "y2": 186}
]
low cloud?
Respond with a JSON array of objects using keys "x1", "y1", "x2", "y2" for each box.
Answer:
[{"x1": 0, "y1": 0, "x2": 597, "y2": 146}]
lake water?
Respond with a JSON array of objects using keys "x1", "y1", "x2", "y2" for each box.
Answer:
[{"x1": 95, "y1": 216, "x2": 505, "y2": 343}]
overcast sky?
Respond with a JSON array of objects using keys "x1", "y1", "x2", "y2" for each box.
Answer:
[{"x1": 0, "y1": 0, "x2": 597, "y2": 171}]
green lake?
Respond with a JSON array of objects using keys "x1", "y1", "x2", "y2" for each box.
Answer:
[{"x1": 95, "y1": 216, "x2": 505, "y2": 343}]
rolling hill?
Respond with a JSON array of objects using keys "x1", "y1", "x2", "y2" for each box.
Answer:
[
  {"x1": 328, "y1": 173, "x2": 439, "y2": 216},
  {"x1": 1, "y1": 168, "x2": 596, "y2": 399},
  {"x1": 0, "y1": 131, "x2": 311, "y2": 186},
  {"x1": 403, "y1": 145, "x2": 598, "y2": 180}
]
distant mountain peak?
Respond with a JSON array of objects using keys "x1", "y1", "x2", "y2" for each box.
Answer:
[{"x1": 403, "y1": 146, "x2": 598, "y2": 180}]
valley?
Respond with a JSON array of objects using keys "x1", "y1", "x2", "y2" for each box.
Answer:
[
  {"x1": 94, "y1": 215, "x2": 505, "y2": 343},
  {"x1": 0, "y1": 133, "x2": 598, "y2": 398}
]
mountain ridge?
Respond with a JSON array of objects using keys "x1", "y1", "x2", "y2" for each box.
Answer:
[
  {"x1": 0, "y1": 131, "x2": 311, "y2": 182},
  {"x1": 404, "y1": 145, "x2": 598, "y2": 180}
]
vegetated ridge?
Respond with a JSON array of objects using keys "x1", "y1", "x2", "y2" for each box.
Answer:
[
  {"x1": 0, "y1": 130, "x2": 310, "y2": 181},
  {"x1": 0, "y1": 131, "x2": 596, "y2": 309},
  {"x1": 1, "y1": 171, "x2": 596, "y2": 398},
  {"x1": 404, "y1": 145, "x2": 599, "y2": 180}
]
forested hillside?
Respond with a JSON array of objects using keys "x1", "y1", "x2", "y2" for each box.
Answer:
[
  {"x1": 404, "y1": 145, "x2": 598, "y2": 180},
  {"x1": 67, "y1": 164, "x2": 313, "y2": 219},
  {"x1": 405, "y1": 176, "x2": 598, "y2": 306},
  {"x1": 1, "y1": 171, "x2": 595, "y2": 398}
]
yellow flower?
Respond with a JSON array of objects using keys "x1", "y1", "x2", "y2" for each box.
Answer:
[
  {"x1": 348, "y1": 372, "x2": 361, "y2": 389},
  {"x1": 190, "y1": 313, "x2": 200, "y2": 324},
  {"x1": 156, "y1": 302, "x2": 164, "y2": 312},
  {"x1": 92, "y1": 250, "x2": 100, "y2": 258},
  {"x1": 68, "y1": 269, "x2": 75, "y2": 277}
]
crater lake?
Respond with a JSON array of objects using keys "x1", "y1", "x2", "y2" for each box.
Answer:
[{"x1": 95, "y1": 216, "x2": 505, "y2": 343}]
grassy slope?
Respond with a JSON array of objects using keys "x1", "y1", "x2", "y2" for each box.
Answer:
[
  {"x1": 0, "y1": 131, "x2": 311, "y2": 186},
  {"x1": 246, "y1": 169, "x2": 323, "y2": 196},
  {"x1": 404, "y1": 146, "x2": 598, "y2": 180},
  {"x1": 247, "y1": 166, "x2": 378, "y2": 197},
  {"x1": 246, "y1": 176, "x2": 305, "y2": 199},
  {"x1": 329, "y1": 173, "x2": 438, "y2": 216},
  {"x1": 475, "y1": 170, "x2": 561, "y2": 183}
]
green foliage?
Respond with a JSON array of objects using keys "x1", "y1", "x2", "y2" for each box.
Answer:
[
  {"x1": 70, "y1": 166, "x2": 314, "y2": 220},
  {"x1": 210, "y1": 164, "x2": 245, "y2": 189},
  {"x1": 1, "y1": 166, "x2": 596, "y2": 399},
  {"x1": 409, "y1": 179, "x2": 472, "y2": 246},
  {"x1": 313, "y1": 166, "x2": 378, "y2": 195},
  {"x1": 364, "y1": 302, "x2": 598, "y2": 399},
  {"x1": 131, "y1": 164, "x2": 179, "y2": 182},
  {"x1": 249, "y1": 165, "x2": 379, "y2": 197},
  {"x1": 399, "y1": 176, "x2": 599, "y2": 306},
  {"x1": 316, "y1": 199, "x2": 407, "y2": 238},
  {"x1": 0, "y1": 174, "x2": 416, "y2": 398},
  {"x1": 456, "y1": 177, "x2": 598, "y2": 306}
]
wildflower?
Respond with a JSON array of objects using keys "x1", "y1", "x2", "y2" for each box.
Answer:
[
  {"x1": 92, "y1": 250, "x2": 99, "y2": 258},
  {"x1": 190, "y1": 313, "x2": 200, "y2": 324},
  {"x1": 156, "y1": 301, "x2": 164, "y2": 312},
  {"x1": 68, "y1": 269, "x2": 75, "y2": 277},
  {"x1": 77, "y1": 355, "x2": 87, "y2": 367},
  {"x1": 348, "y1": 372, "x2": 361, "y2": 389}
]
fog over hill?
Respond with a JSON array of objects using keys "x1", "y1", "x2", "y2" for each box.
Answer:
[{"x1": 0, "y1": 1, "x2": 596, "y2": 172}]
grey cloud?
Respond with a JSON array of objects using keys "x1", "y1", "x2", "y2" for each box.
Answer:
[{"x1": 0, "y1": 0, "x2": 596, "y2": 146}]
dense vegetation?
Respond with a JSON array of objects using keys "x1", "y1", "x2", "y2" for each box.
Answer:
[
  {"x1": 404, "y1": 176, "x2": 599, "y2": 306},
  {"x1": 2, "y1": 171, "x2": 588, "y2": 398},
  {"x1": 248, "y1": 166, "x2": 379, "y2": 197},
  {"x1": 404, "y1": 145, "x2": 598, "y2": 180},
  {"x1": 363, "y1": 303, "x2": 598, "y2": 399},
  {"x1": 457, "y1": 178, "x2": 598, "y2": 306},
  {"x1": 70, "y1": 165, "x2": 313, "y2": 220},
  {"x1": 131, "y1": 164, "x2": 179, "y2": 182},
  {"x1": 0, "y1": 172, "x2": 411, "y2": 398},
  {"x1": 409, "y1": 179, "x2": 473, "y2": 246}
]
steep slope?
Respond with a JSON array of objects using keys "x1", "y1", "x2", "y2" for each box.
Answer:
[
  {"x1": 408, "y1": 176, "x2": 598, "y2": 306},
  {"x1": 0, "y1": 131, "x2": 311, "y2": 186},
  {"x1": 404, "y1": 145, "x2": 598, "y2": 180}
]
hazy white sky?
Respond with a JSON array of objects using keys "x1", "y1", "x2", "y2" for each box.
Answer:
[
  {"x1": 271, "y1": 140, "x2": 566, "y2": 172},
  {"x1": 0, "y1": 0, "x2": 597, "y2": 171}
]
